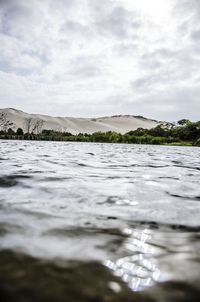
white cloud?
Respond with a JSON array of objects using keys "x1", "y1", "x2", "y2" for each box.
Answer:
[{"x1": 0, "y1": 0, "x2": 199, "y2": 121}]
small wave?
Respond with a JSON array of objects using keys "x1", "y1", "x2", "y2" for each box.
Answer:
[
  {"x1": 0, "y1": 222, "x2": 23, "y2": 236},
  {"x1": 43, "y1": 226, "x2": 127, "y2": 238},
  {"x1": 0, "y1": 176, "x2": 18, "y2": 187},
  {"x1": 166, "y1": 192, "x2": 200, "y2": 202},
  {"x1": 0, "y1": 175, "x2": 32, "y2": 188},
  {"x1": 174, "y1": 165, "x2": 200, "y2": 171}
]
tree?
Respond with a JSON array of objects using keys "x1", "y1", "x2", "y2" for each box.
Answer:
[
  {"x1": 7, "y1": 128, "x2": 15, "y2": 135},
  {"x1": 24, "y1": 118, "x2": 44, "y2": 134},
  {"x1": 126, "y1": 128, "x2": 147, "y2": 137},
  {"x1": 42, "y1": 129, "x2": 53, "y2": 136},
  {"x1": 177, "y1": 119, "x2": 191, "y2": 126},
  {"x1": 148, "y1": 125, "x2": 166, "y2": 137},
  {"x1": 194, "y1": 138, "x2": 200, "y2": 146},
  {"x1": 16, "y1": 128, "x2": 24, "y2": 135},
  {"x1": 24, "y1": 118, "x2": 33, "y2": 134},
  {"x1": 32, "y1": 119, "x2": 44, "y2": 134}
]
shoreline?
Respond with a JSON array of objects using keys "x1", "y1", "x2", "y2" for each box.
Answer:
[{"x1": 0, "y1": 137, "x2": 195, "y2": 147}]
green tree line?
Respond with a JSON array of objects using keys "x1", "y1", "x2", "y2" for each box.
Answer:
[{"x1": 0, "y1": 119, "x2": 200, "y2": 146}]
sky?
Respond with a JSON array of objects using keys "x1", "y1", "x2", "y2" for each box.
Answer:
[{"x1": 0, "y1": 0, "x2": 200, "y2": 121}]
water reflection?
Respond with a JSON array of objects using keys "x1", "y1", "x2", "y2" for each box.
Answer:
[
  {"x1": 106, "y1": 228, "x2": 160, "y2": 291},
  {"x1": 105, "y1": 225, "x2": 200, "y2": 291}
]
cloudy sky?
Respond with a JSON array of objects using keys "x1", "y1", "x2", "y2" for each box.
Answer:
[{"x1": 0, "y1": 0, "x2": 200, "y2": 121}]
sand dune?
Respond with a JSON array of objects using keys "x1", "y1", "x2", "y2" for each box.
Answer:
[{"x1": 0, "y1": 108, "x2": 164, "y2": 134}]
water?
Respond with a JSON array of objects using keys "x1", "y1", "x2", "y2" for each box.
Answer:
[{"x1": 0, "y1": 140, "x2": 200, "y2": 299}]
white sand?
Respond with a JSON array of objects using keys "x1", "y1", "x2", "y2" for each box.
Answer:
[{"x1": 0, "y1": 108, "x2": 162, "y2": 134}]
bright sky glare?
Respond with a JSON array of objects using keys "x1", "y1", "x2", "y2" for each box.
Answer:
[{"x1": 119, "y1": 0, "x2": 172, "y2": 22}]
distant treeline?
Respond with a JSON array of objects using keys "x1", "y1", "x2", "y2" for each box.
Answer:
[{"x1": 0, "y1": 119, "x2": 200, "y2": 146}]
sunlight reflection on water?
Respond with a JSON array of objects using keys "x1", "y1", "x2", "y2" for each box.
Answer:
[{"x1": 105, "y1": 228, "x2": 161, "y2": 291}]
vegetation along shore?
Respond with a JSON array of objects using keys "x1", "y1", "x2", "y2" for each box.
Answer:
[{"x1": 0, "y1": 119, "x2": 200, "y2": 147}]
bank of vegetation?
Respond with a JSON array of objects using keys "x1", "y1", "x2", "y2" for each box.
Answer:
[{"x1": 0, "y1": 119, "x2": 200, "y2": 147}]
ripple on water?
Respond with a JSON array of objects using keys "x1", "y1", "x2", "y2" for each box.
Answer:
[
  {"x1": 0, "y1": 175, "x2": 32, "y2": 187},
  {"x1": 0, "y1": 141, "x2": 200, "y2": 296},
  {"x1": 166, "y1": 192, "x2": 200, "y2": 201}
]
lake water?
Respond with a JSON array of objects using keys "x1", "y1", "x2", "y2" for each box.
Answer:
[{"x1": 0, "y1": 140, "x2": 200, "y2": 300}]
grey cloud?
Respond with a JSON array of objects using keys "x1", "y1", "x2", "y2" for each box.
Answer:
[
  {"x1": 0, "y1": 0, "x2": 199, "y2": 120},
  {"x1": 88, "y1": 0, "x2": 140, "y2": 39},
  {"x1": 0, "y1": 1, "x2": 42, "y2": 39},
  {"x1": 130, "y1": 72, "x2": 178, "y2": 95},
  {"x1": 112, "y1": 42, "x2": 139, "y2": 56},
  {"x1": 61, "y1": 21, "x2": 88, "y2": 33},
  {"x1": 68, "y1": 56, "x2": 101, "y2": 78},
  {"x1": 139, "y1": 53, "x2": 162, "y2": 70},
  {"x1": 137, "y1": 37, "x2": 200, "y2": 91},
  {"x1": 131, "y1": 76, "x2": 155, "y2": 91},
  {"x1": 155, "y1": 48, "x2": 178, "y2": 59},
  {"x1": 106, "y1": 86, "x2": 200, "y2": 122},
  {"x1": 49, "y1": 0, "x2": 77, "y2": 12},
  {"x1": 174, "y1": 0, "x2": 200, "y2": 35},
  {"x1": 60, "y1": 20, "x2": 92, "y2": 39},
  {"x1": 94, "y1": 6, "x2": 136, "y2": 38},
  {"x1": 191, "y1": 29, "x2": 200, "y2": 41},
  {"x1": 136, "y1": 87, "x2": 200, "y2": 122},
  {"x1": 173, "y1": 0, "x2": 200, "y2": 17}
]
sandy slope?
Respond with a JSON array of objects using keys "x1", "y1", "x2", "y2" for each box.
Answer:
[{"x1": 0, "y1": 108, "x2": 162, "y2": 134}]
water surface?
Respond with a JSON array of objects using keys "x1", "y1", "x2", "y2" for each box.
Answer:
[{"x1": 0, "y1": 140, "x2": 200, "y2": 295}]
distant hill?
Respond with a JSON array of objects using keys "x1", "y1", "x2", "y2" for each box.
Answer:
[{"x1": 0, "y1": 108, "x2": 168, "y2": 134}]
